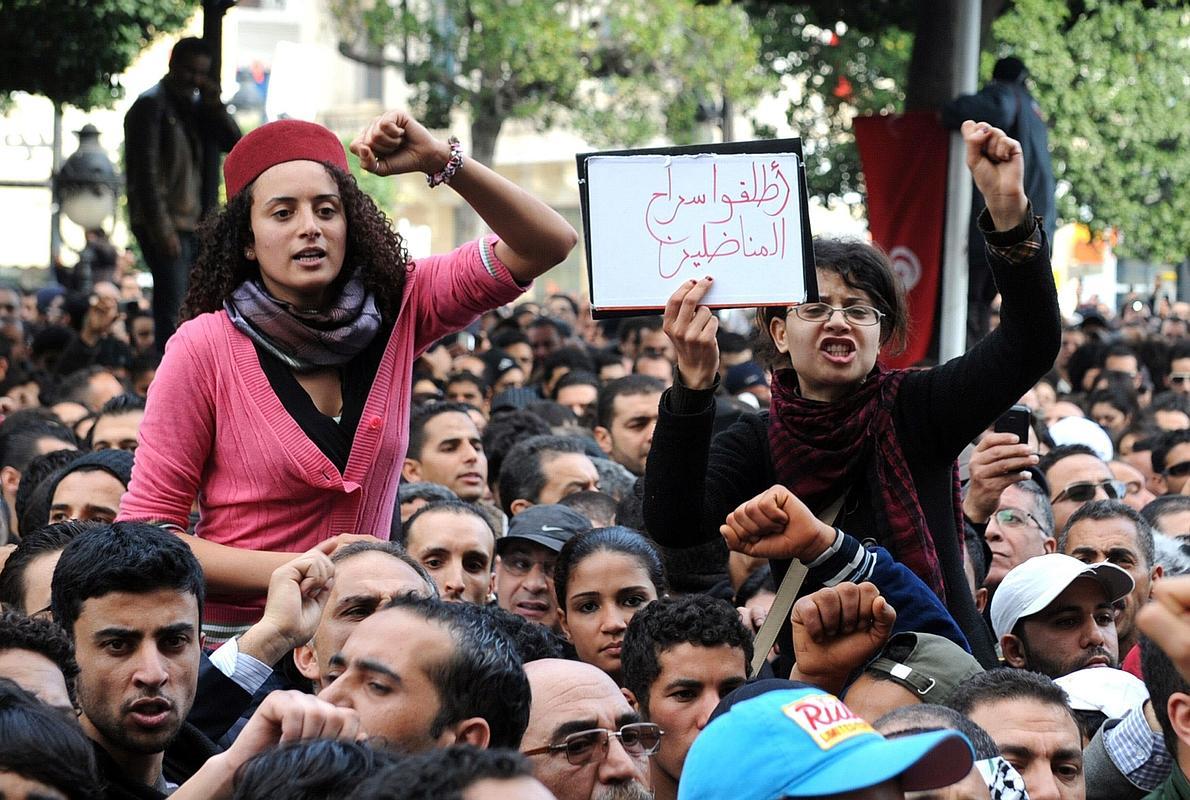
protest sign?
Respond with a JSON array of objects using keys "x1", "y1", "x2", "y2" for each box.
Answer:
[{"x1": 577, "y1": 139, "x2": 815, "y2": 317}]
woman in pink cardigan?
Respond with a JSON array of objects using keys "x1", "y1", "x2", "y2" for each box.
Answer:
[{"x1": 118, "y1": 111, "x2": 577, "y2": 638}]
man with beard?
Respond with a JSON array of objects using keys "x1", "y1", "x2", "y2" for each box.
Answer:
[
  {"x1": 50, "y1": 521, "x2": 212, "y2": 798},
  {"x1": 124, "y1": 37, "x2": 240, "y2": 347},
  {"x1": 990, "y1": 553, "x2": 1132, "y2": 679},
  {"x1": 521, "y1": 659, "x2": 656, "y2": 800}
]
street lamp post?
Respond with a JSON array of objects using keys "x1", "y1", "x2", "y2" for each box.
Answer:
[
  {"x1": 0, "y1": 115, "x2": 121, "y2": 275},
  {"x1": 57, "y1": 124, "x2": 120, "y2": 229},
  {"x1": 52, "y1": 123, "x2": 121, "y2": 285}
]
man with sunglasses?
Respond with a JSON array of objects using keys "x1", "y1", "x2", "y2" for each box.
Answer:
[
  {"x1": 522, "y1": 659, "x2": 657, "y2": 800},
  {"x1": 1153, "y1": 430, "x2": 1190, "y2": 496},
  {"x1": 494, "y1": 504, "x2": 591, "y2": 631},
  {"x1": 1165, "y1": 342, "x2": 1190, "y2": 397},
  {"x1": 1039, "y1": 444, "x2": 1126, "y2": 533}
]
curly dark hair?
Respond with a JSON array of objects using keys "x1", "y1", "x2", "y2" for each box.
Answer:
[
  {"x1": 620, "y1": 594, "x2": 752, "y2": 714},
  {"x1": 0, "y1": 610, "x2": 80, "y2": 707},
  {"x1": 181, "y1": 162, "x2": 410, "y2": 322}
]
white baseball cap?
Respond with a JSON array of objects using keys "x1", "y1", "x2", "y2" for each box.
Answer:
[
  {"x1": 990, "y1": 553, "x2": 1134, "y2": 640},
  {"x1": 1055, "y1": 667, "x2": 1149, "y2": 719},
  {"x1": 1048, "y1": 417, "x2": 1114, "y2": 462}
]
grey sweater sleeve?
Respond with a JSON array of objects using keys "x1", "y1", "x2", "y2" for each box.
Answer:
[{"x1": 1084, "y1": 717, "x2": 1152, "y2": 800}]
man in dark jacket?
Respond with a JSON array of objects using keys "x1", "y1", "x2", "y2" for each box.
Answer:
[
  {"x1": 944, "y1": 56, "x2": 1056, "y2": 345},
  {"x1": 123, "y1": 37, "x2": 240, "y2": 348}
]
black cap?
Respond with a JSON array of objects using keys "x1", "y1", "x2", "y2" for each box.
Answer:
[
  {"x1": 491, "y1": 386, "x2": 541, "y2": 413},
  {"x1": 499, "y1": 504, "x2": 592, "y2": 553},
  {"x1": 993, "y1": 56, "x2": 1027, "y2": 83}
]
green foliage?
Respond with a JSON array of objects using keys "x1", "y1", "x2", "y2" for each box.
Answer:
[
  {"x1": 0, "y1": 0, "x2": 198, "y2": 109},
  {"x1": 573, "y1": 0, "x2": 775, "y2": 148},
  {"x1": 745, "y1": 3, "x2": 911, "y2": 202},
  {"x1": 330, "y1": 0, "x2": 772, "y2": 153},
  {"x1": 747, "y1": 0, "x2": 1188, "y2": 263},
  {"x1": 993, "y1": 0, "x2": 1188, "y2": 263}
]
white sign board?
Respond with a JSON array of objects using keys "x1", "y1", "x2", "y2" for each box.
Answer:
[{"x1": 583, "y1": 151, "x2": 807, "y2": 313}]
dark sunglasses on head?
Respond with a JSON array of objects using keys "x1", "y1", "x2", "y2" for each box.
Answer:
[{"x1": 1052, "y1": 479, "x2": 1127, "y2": 504}]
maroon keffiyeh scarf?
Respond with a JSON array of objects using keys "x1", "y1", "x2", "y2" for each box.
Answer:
[{"x1": 767, "y1": 364, "x2": 947, "y2": 598}]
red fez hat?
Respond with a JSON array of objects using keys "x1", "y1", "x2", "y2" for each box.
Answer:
[{"x1": 223, "y1": 119, "x2": 350, "y2": 200}]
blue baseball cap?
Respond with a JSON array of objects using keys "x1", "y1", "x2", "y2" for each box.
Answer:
[{"x1": 678, "y1": 684, "x2": 974, "y2": 800}]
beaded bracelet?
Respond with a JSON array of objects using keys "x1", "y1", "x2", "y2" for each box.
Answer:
[{"x1": 427, "y1": 136, "x2": 464, "y2": 188}]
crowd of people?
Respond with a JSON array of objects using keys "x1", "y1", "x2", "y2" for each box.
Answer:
[{"x1": 4, "y1": 56, "x2": 1190, "y2": 800}]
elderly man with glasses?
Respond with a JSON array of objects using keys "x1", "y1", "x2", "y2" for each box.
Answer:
[
  {"x1": 521, "y1": 659, "x2": 659, "y2": 800},
  {"x1": 982, "y1": 479, "x2": 1057, "y2": 595},
  {"x1": 1039, "y1": 444, "x2": 1127, "y2": 533}
]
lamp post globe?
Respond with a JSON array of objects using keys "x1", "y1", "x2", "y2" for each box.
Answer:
[{"x1": 57, "y1": 124, "x2": 120, "y2": 229}]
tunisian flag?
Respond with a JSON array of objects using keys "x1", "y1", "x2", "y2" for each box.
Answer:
[{"x1": 853, "y1": 113, "x2": 949, "y2": 369}]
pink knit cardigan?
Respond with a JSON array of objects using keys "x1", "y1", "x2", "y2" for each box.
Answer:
[{"x1": 118, "y1": 238, "x2": 525, "y2": 627}]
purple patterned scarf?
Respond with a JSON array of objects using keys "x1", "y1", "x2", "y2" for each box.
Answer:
[{"x1": 225, "y1": 277, "x2": 381, "y2": 372}]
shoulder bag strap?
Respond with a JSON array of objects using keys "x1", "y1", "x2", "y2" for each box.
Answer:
[{"x1": 749, "y1": 492, "x2": 847, "y2": 677}]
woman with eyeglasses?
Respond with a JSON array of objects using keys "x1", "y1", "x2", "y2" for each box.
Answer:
[
  {"x1": 642, "y1": 120, "x2": 1061, "y2": 668},
  {"x1": 554, "y1": 527, "x2": 666, "y2": 685}
]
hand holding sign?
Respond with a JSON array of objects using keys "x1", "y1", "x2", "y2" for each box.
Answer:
[
  {"x1": 578, "y1": 140, "x2": 814, "y2": 315},
  {"x1": 663, "y1": 277, "x2": 719, "y2": 390}
]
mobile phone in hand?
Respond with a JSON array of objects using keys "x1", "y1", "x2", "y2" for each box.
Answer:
[{"x1": 994, "y1": 404, "x2": 1032, "y2": 444}]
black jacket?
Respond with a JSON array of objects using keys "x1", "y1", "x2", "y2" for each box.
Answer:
[
  {"x1": 93, "y1": 722, "x2": 219, "y2": 800},
  {"x1": 642, "y1": 216, "x2": 1060, "y2": 669}
]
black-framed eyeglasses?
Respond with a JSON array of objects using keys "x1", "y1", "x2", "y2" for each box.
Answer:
[
  {"x1": 992, "y1": 507, "x2": 1045, "y2": 530},
  {"x1": 790, "y1": 303, "x2": 884, "y2": 326},
  {"x1": 522, "y1": 723, "x2": 664, "y2": 765},
  {"x1": 1051, "y1": 479, "x2": 1126, "y2": 504},
  {"x1": 1166, "y1": 461, "x2": 1190, "y2": 478}
]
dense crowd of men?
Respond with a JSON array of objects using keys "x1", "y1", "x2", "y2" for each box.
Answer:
[{"x1": 8, "y1": 262, "x2": 1190, "y2": 800}]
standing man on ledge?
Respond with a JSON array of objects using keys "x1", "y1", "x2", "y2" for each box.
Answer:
[
  {"x1": 125, "y1": 37, "x2": 241, "y2": 349},
  {"x1": 944, "y1": 56, "x2": 1055, "y2": 345}
]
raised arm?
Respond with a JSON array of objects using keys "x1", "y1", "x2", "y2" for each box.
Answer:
[
  {"x1": 350, "y1": 110, "x2": 577, "y2": 283},
  {"x1": 896, "y1": 120, "x2": 1059, "y2": 458}
]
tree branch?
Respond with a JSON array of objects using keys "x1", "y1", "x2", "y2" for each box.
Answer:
[{"x1": 336, "y1": 41, "x2": 477, "y2": 103}]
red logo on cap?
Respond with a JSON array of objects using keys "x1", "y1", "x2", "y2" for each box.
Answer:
[{"x1": 783, "y1": 694, "x2": 874, "y2": 750}]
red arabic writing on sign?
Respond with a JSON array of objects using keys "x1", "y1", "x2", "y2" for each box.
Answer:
[{"x1": 643, "y1": 159, "x2": 793, "y2": 280}]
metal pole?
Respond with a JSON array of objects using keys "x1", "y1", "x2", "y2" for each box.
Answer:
[
  {"x1": 201, "y1": 0, "x2": 229, "y2": 213},
  {"x1": 938, "y1": 0, "x2": 981, "y2": 361},
  {"x1": 49, "y1": 103, "x2": 63, "y2": 273}
]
